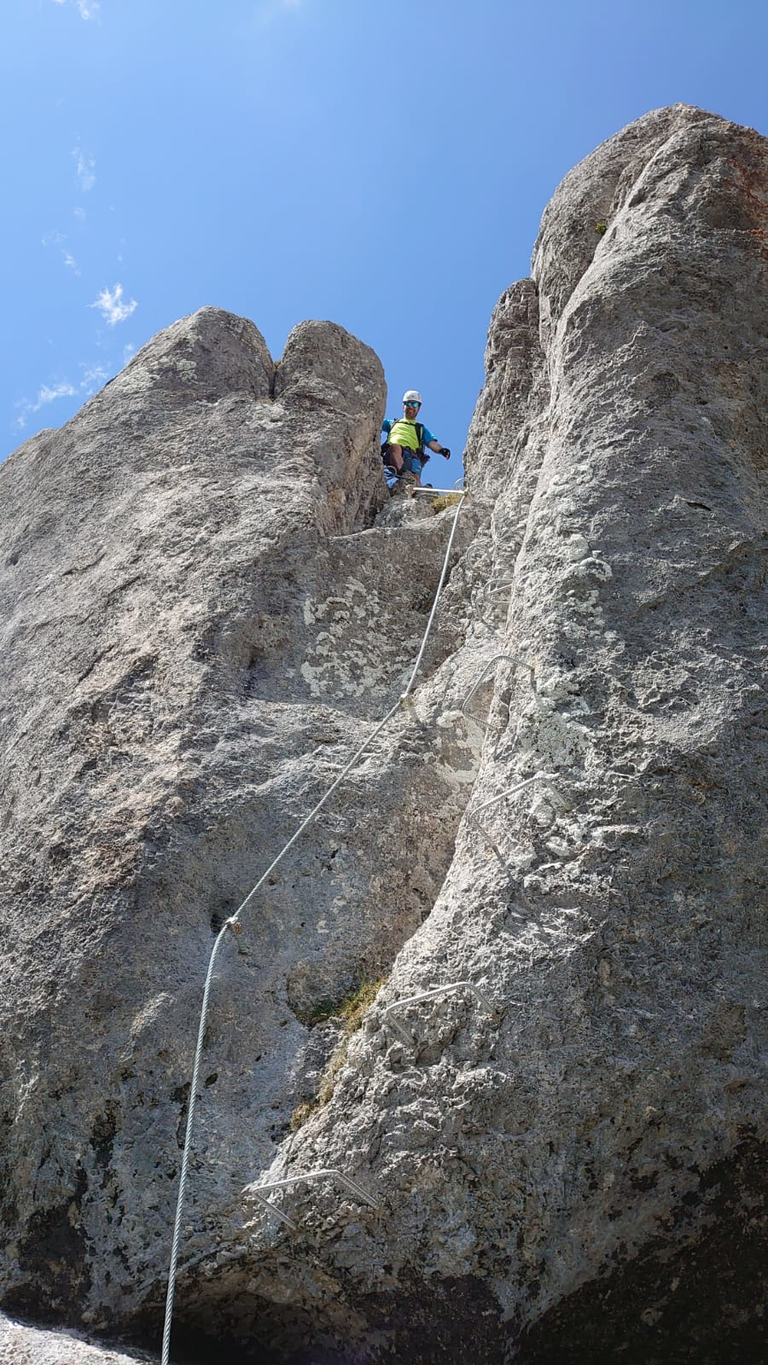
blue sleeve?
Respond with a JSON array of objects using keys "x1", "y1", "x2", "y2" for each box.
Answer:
[
  {"x1": 422, "y1": 425, "x2": 435, "y2": 445},
  {"x1": 382, "y1": 418, "x2": 393, "y2": 434}
]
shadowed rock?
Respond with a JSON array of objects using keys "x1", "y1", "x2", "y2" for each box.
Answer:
[{"x1": 0, "y1": 1308, "x2": 154, "y2": 1364}]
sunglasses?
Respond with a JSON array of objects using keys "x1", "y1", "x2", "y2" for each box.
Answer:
[{"x1": 404, "y1": 400, "x2": 420, "y2": 407}]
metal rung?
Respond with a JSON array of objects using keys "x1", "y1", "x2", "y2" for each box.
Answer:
[
  {"x1": 412, "y1": 475, "x2": 466, "y2": 496},
  {"x1": 412, "y1": 486, "x2": 460, "y2": 496},
  {"x1": 466, "y1": 772, "x2": 560, "y2": 850},
  {"x1": 477, "y1": 613, "x2": 505, "y2": 636},
  {"x1": 461, "y1": 653, "x2": 536, "y2": 722},
  {"x1": 243, "y1": 1168, "x2": 378, "y2": 1229},
  {"x1": 476, "y1": 578, "x2": 516, "y2": 635},
  {"x1": 381, "y1": 980, "x2": 494, "y2": 1046}
]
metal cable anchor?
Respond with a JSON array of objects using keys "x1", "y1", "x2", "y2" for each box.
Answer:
[
  {"x1": 466, "y1": 771, "x2": 560, "y2": 850},
  {"x1": 243, "y1": 1169, "x2": 378, "y2": 1230},
  {"x1": 381, "y1": 980, "x2": 495, "y2": 1046},
  {"x1": 461, "y1": 652, "x2": 536, "y2": 723}
]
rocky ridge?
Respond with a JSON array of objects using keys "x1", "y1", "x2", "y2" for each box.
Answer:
[{"x1": 1, "y1": 104, "x2": 767, "y2": 1363}]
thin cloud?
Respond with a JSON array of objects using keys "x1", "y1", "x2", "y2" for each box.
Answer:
[
  {"x1": 52, "y1": 0, "x2": 101, "y2": 16},
  {"x1": 36, "y1": 382, "x2": 78, "y2": 407},
  {"x1": 73, "y1": 206, "x2": 86, "y2": 221},
  {"x1": 13, "y1": 362, "x2": 111, "y2": 433},
  {"x1": 73, "y1": 144, "x2": 96, "y2": 191},
  {"x1": 122, "y1": 342, "x2": 137, "y2": 364},
  {"x1": 255, "y1": 0, "x2": 304, "y2": 29},
  {"x1": 41, "y1": 232, "x2": 81, "y2": 275},
  {"x1": 14, "y1": 380, "x2": 78, "y2": 430},
  {"x1": 90, "y1": 283, "x2": 137, "y2": 326},
  {"x1": 80, "y1": 363, "x2": 109, "y2": 394}
]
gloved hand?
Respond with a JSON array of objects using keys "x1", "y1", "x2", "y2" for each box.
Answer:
[{"x1": 441, "y1": 447, "x2": 451, "y2": 459}]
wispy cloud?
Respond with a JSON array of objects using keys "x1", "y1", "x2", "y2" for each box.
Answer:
[
  {"x1": 52, "y1": 0, "x2": 101, "y2": 17},
  {"x1": 255, "y1": 0, "x2": 304, "y2": 29},
  {"x1": 90, "y1": 283, "x2": 137, "y2": 326},
  {"x1": 80, "y1": 363, "x2": 109, "y2": 394},
  {"x1": 73, "y1": 206, "x2": 86, "y2": 221},
  {"x1": 73, "y1": 144, "x2": 96, "y2": 191},
  {"x1": 42, "y1": 230, "x2": 82, "y2": 276},
  {"x1": 122, "y1": 342, "x2": 137, "y2": 364},
  {"x1": 13, "y1": 361, "x2": 113, "y2": 433},
  {"x1": 36, "y1": 382, "x2": 78, "y2": 406},
  {"x1": 14, "y1": 380, "x2": 78, "y2": 430}
]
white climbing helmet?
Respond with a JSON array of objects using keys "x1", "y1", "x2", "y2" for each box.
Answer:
[{"x1": 402, "y1": 389, "x2": 422, "y2": 405}]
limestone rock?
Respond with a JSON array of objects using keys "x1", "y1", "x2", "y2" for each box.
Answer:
[
  {"x1": 0, "y1": 306, "x2": 481, "y2": 1347},
  {"x1": 0, "y1": 1310, "x2": 154, "y2": 1364},
  {"x1": 2, "y1": 104, "x2": 768, "y2": 1364},
  {"x1": 232, "y1": 105, "x2": 768, "y2": 1360}
]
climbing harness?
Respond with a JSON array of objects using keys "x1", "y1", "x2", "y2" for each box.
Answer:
[
  {"x1": 160, "y1": 491, "x2": 468, "y2": 1364},
  {"x1": 382, "y1": 420, "x2": 427, "y2": 483}
]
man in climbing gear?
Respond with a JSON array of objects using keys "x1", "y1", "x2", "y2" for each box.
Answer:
[{"x1": 381, "y1": 391, "x2": 451, "y2": 489}]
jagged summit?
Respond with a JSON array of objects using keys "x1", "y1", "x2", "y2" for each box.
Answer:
[{"x1": 1, "y1": 105, "x2": 767, "y2": 1364}]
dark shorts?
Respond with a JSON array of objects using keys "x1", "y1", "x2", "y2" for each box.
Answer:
[{"x1": 382, "y1": 445, "x2": 427, "y2": 477}]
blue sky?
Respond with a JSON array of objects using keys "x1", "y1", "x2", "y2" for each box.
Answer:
[{"x1": 3, "y1": 0, "x2": 766, "y2": 485}]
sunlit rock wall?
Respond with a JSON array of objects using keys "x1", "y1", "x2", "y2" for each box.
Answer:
[
  {"x1": 228, "y1": 105, "x2": 768, "y2": 1364},
  {"x1": 1, "y1": 103, "x2": 767, "y2": 1365}
]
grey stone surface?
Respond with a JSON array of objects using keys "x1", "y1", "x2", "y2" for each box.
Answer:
[
  {"x1": 233, "y1": 106, "x2": 768, "y2": 1359},
  {"x1": 0, "y1": 307, "x2": 483, "y2": 1352},
  {"x1": 0, "y1": 1310, "x2": 155, "y2": 1364},
  {"x1": 1, "y1": 105, "x2": 767, "y2": 1363}
]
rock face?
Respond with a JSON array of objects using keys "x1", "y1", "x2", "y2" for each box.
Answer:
[
  {"x1": 0, "y1": 309, "x2": 483, "y2": 1351},
  {"x1": 1, "y1": 104, "x2": 767, "y2": 1363},
  {"x1": 0, "y1": 1309, "x2": 152, "y2": 1365}
]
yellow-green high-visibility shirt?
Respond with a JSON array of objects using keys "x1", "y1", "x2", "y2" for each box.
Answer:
[{"x1": 386, "y1": 419, "x2": 422, "y2": 451}]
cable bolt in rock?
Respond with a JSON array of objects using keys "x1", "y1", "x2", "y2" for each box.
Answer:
[
  {"x1": 461, "y1": 653, "x2": 536, "y2": 724},
  {"x1": 381, "y1": 981, "x2": 495, "y2": 1047},
  {"x1": 243, "y1": 1169, "x2": 379, "y2": 1231},
  {"x1": 476, "y1": 577, "x2": 517, "y2": 636},
  {"x1": 466, "y1": 771, "x2": 560, "y2": 853}
]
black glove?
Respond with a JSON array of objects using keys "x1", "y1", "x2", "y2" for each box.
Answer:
[{"x1": 441, "y1": 447, "x2": 451, "y2": 459}]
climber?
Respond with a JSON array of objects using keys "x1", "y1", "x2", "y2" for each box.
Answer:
[{"x1": 381, "y1": 391, "x2": 451, "y2": 488}]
